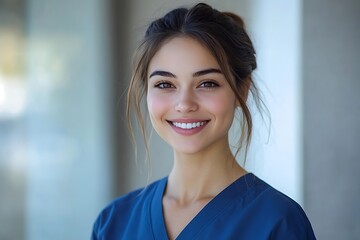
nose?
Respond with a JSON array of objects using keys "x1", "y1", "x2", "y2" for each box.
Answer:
[{"x1": 175, "y1": 89, "x2": 198, "y2": 113}]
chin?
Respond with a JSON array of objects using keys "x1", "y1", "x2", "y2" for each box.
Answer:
[{"x1": 171, "y1": 143, "x2": 210, "y2": 155}]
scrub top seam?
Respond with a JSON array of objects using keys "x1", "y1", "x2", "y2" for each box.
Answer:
[
  {"x1": 190, "y1": 174, "x2": 264, "y2": 239},
  {"x1": 191, "y1": 198, "x2": 235, "y2": 240},
  {"x1": 190, "y1": 174, "x2": 255, "y2": 239}
]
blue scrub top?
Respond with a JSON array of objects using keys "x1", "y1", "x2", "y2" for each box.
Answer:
[{"x1": 92, "y1": 173, "x2": 316, "y2": 239}]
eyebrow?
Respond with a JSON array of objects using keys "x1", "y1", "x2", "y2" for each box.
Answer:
[
  {"x1": 149, "y1": 70, "x2": 176, "y2": 78},
  {"x1": 149, "y1": 68, "x2": 222, "y2": 78},
  {"x1": 193, "y1": 68, "x2": 222, "y2": 77}
]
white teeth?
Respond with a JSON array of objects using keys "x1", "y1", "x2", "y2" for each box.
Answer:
[{"x1": 172, "y1": 121, "x2": 207, "y2": 129}]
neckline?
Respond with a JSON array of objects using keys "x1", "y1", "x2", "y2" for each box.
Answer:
[{"x1": 150, "y1": 173, "x2": 256, "y2": 239}]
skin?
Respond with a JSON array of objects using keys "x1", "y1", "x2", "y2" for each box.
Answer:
[{"x1": 147, "y1": 37, "x2": 247, "y2": 239}]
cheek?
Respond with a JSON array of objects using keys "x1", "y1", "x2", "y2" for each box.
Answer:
[
  {"x1": 147, "y1": 92, "x2": 169, "y2": 122},
  {"x1": 205, "y1": 92, "x2": 237, "y2": 118}
]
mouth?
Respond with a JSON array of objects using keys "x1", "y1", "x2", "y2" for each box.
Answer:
[{"x1": 167, "y1": 120, "x2": 210, "y2": 130}]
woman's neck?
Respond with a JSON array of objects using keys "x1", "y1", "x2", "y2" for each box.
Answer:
[{"x1": 166, "y1": 145, "x2": 246, "y2": 205}]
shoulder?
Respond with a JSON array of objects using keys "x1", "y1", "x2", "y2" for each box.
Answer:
[
  {"x1": 95, "y1": 177, "x2": 166, "y2": 220},
  {"x1": 247, "y1": 175, "x2": 316, "y2": 239},
  {"x1": 92, "y1": 177, "x2": 166, "y2": 238}
]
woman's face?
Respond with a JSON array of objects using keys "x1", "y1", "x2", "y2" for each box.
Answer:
[{"x1": 147, "y1": 37, "x2": 237, "y2": 155}]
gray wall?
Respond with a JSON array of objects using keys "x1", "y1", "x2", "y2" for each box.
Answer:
[{"x1": 303, "y1": 0, "x2": 360, "y2": 239}]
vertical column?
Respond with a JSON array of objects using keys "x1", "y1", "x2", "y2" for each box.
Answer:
[
  {"x1": 303, "y1": 0, "x2": 360, "y2": 239},
  {"x1": 245, "y1": 0, "x2": 303, "y2": 204},
  {"x1": 0, "y1": 1, "x2": 26, "y2": 239},
  {"x1": 25, "y1": 0, "x2": 113, "y2": 239}
]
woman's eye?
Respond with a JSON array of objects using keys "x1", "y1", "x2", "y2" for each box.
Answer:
[
  {"x1": 199, "y1": 81, "x2": 219, "y2": 88},
  {"x1": 155, "y1": 82, "x2": 174, "y2": 89}
]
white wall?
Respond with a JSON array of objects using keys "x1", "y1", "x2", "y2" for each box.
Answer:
[{"x1": 245, "y1": 0, "x2": 303, "y2": 204}]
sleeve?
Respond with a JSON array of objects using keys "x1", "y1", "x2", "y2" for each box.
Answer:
[
  {"x1": 91, "y1": 222, "x2": 98, "y2": 240},
  {"x1": 91, "y1": 216, "x2": 100, "y2": 240},
  {"x1": 269, "y1": 206, "x2": 316, "y2": 240},
  {"x1": 90, "y1": 211, "x2": 102, "y2": 240},
  {"x1": 90, "y1": 204, "x2": 116, "y2": 240}
]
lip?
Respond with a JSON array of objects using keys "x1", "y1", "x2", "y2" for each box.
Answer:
[
  {"x1": 167, "y1": 119, "x2": 210, "y2": 136},
  {"x1": 168, "y1": 118, "x2": 209, "y2": 123}
]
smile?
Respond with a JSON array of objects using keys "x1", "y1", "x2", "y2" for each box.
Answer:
[{"x1": 170, "y1": 121, "x2": 208, "y2": 129}]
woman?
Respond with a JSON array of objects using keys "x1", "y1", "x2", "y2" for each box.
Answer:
[{"x1": 92, "y1": 3, "x2": 316, "y2": 239}]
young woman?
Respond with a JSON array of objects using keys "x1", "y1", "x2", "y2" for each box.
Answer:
[{"x1": 92, "y1": 3, "x2": 316, "y2": 239}]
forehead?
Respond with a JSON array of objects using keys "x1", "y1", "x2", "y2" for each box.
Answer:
[{"x1": 148, "y1": 37, "x2": 220, "y2": 76}]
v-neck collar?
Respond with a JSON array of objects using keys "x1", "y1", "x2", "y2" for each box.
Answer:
[
  {"x1": 150, "y1": 177, "x2": 169, "y2": 240},
  {"x1": 150, "y1": 173, "x2": 256, "y2": 240}
]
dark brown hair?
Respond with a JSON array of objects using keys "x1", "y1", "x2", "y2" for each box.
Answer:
[{"x1": 127, "y1": 3, "x2": 265, "y2": 164}]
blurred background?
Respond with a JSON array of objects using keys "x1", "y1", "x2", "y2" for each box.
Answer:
[{"x1": 0, "y1": 0, "x2": 359, "y2": 239}]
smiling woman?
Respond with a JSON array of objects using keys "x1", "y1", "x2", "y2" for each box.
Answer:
[
  {"x1": 147, "y1": 37, "x2": 237, "y2": 155},
  {"x1": 91, "y1": 3, "x2": 316, "y2": 239}
]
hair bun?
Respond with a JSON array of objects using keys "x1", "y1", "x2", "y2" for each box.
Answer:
[{"x1": 222, "y1": 12, "x2": 246, "y2": 29}]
